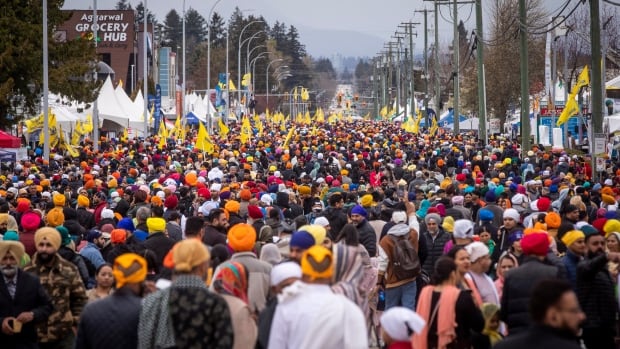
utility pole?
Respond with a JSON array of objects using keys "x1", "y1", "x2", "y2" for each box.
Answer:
[
  {"x1": 519, "y1": 0, "x2": 530, "y2": 153},
  {"x1": 453, "y1": 0, "x2": 460, "y2": 134},
  {"x1": 591, "y1": 0, "x2": 602, "y2": 179},
  {"x1": 415, "y1": 9, "x2": 433, "y2": 126},
  {"x1": 475, "y1": 0, "x2": 486, "y2": 144},
  {"x1": 434, "y1": 1, "x2": 440, "y2": 120}
]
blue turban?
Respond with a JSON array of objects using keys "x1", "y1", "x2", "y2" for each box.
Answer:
[
  {"x1": 290, "y1": 231, "x2": 315, "y2": 250},
  {"x1": 350, "y1": 204, "x2": 368, "y2": 217},
  {"x1": 479, "y1": 209, "x2": 494, "y2": 222},
  {"x1": 117, "y1": 218, "x2": 136, "y2": 233}
]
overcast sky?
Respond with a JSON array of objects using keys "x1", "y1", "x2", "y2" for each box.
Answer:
[{"x1": 63, "y1": 0, "x2": 568, "y2": 57}]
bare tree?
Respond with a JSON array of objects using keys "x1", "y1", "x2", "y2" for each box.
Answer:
[{"x1": 485, "y1": 0, "x2": 547, "y2": 127}]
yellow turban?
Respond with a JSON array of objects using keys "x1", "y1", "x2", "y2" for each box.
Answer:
[
  {"x1": 561, "y1": 230, "x2": 585, "y2": 248},
  {"x1": 53, "y1": 193, "x2": 66, "y2": 207},
  {"x1": 298, "y1": 185, "x2": 311, "y2": 196},
  {"x1": 604, "y1": 219, "x2": 620, "y2": 237},
  {"x1": 113, "y1": 253, "x2": 148, "y2": 288},
  {"x1": 298, "y1": 224, "x2": 327, "y2": 245},
  {"x1": 225, "y1": 200, "x2": 241, "y2": 214},
  {"x1": 173, "y1": 239, "x2": 210, "y2": 272},
  {"x1": 0, "y1": 240, "x2": 25, "y2": 261},
  {"x1": 442, "y1": 216, "x2": 455, "y2": 233},
  {"x1": 77, "y1": 195, "x2": 90, "y2": 208},
  {"x1": 46, "y1": 208, "x2": 65, "y2": 227},
  {"x1": 360, "y1": 194, "x2": 373, "y2": 208},
  {"x1": 34, "y1": 227, "x2": 62, "y2": 251},
  {"x1": 146, "y1": 217, "x2": 166, "y2": 233},
  {"x1": 301, "y1": 245, "x2": 334, "y2": 280}
]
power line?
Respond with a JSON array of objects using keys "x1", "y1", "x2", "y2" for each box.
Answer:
[
  {"x1": 521, "y1": 0, "x2": 584, "y2": 35},
  {"x1": 604, "y1": 0, "x2": 620, "y2": 6}
]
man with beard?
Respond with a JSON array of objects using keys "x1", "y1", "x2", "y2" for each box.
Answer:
[
  {"x1": 0, "y1": 240, "x2": 53, "y2": 348},
  {"x1": 79, "y1": 230, "x2": 107, "y2": 270},
  {"x1": 495, "y1": 280, "x2": 584, "y2": 349},
  {"x1": 202, "y1": 209, "x2": 229, "y2": 247},
  {"x1": 349, "y1": 204, "x2": 377, "y2": 257},
  {"x1": 577, "y1": 229, "x2": 620, "y2": 349},
  {"x1": 75, "y1": 195, "x2": 95, "y2": 231},
  {"x1": 24, "y1": 227, "x2": 88, "y2": 348},
  {"x1": 92, "y1": 192, "x2": 108, "y2": 225}
]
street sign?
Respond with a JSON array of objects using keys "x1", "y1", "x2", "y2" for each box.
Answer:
[
  {"x1": 596, "y1": 157, "x2": 606, "y2": 171},
  {"x1": 594, "y1": 133, "x2": 607, "y2": 156}
]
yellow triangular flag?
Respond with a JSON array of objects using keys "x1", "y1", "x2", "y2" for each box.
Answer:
[
  {"x1": 218, "y1": 118, "x2": 230, "y2": 137},
  {"x1": 556, "y1": 93, "x2": 580, "y2": 126},
  {"x1": 283, "y1": 126, "x2": 295, "y2": 148},
  {"x1": 229, "y1": 79, "x2": 237, "y2": 91},
  {"x1": 571, "y1": 66, "x2": 589, "y2": 95},
  {"x1": 240, "y1": 116, "x2": 252, "y2": 144},
  {"x1": 241, "y1": 73, "x2": 251, "y2": 87},
  {"x1": 196, "y1": 122, "x2": 214, "y2": 154}
]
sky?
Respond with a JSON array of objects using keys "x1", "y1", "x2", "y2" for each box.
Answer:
[{"x1": 63, "y1": 0, "x2": 567, "y2": 58}]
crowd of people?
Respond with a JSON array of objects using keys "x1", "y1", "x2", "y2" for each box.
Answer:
[{"x1": 0, "y1": 117, "x2": 618, "y2": 349}]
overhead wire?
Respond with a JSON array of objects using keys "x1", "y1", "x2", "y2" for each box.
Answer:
[
  {"x1": 521, "y1": 0, "x2": 584, "y2": 35},
  {"x1": 604, "y1": 0, "x2": 620, "y2": 6}
]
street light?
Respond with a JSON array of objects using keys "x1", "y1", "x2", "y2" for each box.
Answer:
[
  {"x1": 250, "y1": 52, "x2": 270, "y2": 93},
  {"x1": 266, "y1": 59, "x2": 284, "y2": 109},
  {"x1": 238, "y1": 20, "x2": 264, "y2": 116},
  {"x1": 246, "y1": 44, "x2": 266, "y2": 76},
  {"x1": 245, "y1": 32, "x2": 264, "y2": 73},
  {"x1": 182, "y1": 0, "x2": 186, "y2": 130},
  {"x1": 206, "y1": 0, "x2": 222, "y2": 117}
]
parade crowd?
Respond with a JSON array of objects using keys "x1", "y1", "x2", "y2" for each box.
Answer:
[{"x1": 0, "y1": 119, "x2": 618, "y2": 349}]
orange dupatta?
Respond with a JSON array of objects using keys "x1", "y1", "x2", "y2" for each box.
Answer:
[{"x1": 412, "y1": 285, "x2": 460, "y2": 349}]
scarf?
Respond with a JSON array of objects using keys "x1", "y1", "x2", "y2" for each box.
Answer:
[
  {"x1": 412, "y1": 285, "x2": 460, "y2": 349},
  {"x1": 212, "y1": 261, "x2": 249, "y2": 304}
]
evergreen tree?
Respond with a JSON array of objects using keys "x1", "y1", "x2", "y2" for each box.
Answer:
[
  {"x1": 0, "y1": 0, "x2": 98, "y2": 127},
  {"x1": 185, "y1": 8, "x2": 207, "y2": 45},
  {"x1": 115, "y1": 0, "x2": 132, "y2": 10},
  {"x1": 162, "y1": 9, "x2": 181, "y2": 51},
  {"x1": 135, "y1": 2, "x2": 157, "y2": 24},
  {"x1": 208, "y1": 12, "x2": 226, "y2": 48}
]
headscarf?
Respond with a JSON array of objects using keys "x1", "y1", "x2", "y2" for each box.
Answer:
[
  {"x1": 416, "y1": 199, "x2": 431, "y2": 218},
  {"x1": 334, "y1": 243, "x2": 376, "y2": 321},
  {"x1": 212, "y1": 261, "x2": 249, "y2": 304}
]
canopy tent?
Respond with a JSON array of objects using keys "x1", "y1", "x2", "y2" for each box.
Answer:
[
  {"x1": 442, "y1": 117, "x2": 480, "y2": 131},
  {"x1": 184, "y1": 112, "x2": 201, "y2": 125},
  {"x1": 607, "y1": 75, "x2": 620, "y2": 90},
  {"x1": 114, "y1": 84, "x2": 147, "y2": 135},
  {"x1": 606, "y1": 113, "x2": 620, "y2": 134},
  {"x1": 0, "y1": 130, "x2": 21, "y2": 148},
  {"x1": 438, "y1": 109, "x2": 469, "y2": 127},
  {"x1": 97, "y1": 76, "x2": 131, "y2": 128}
]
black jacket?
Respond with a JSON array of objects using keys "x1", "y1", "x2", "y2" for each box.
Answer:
[
  {"x1": 142, "y1": 232, "x2": 175, "y2": 269},
  {"x1": 75, "y1": 287, "x2": 142, "y2": 349},
  {"x1": 202, "y1": 225, "x2": 227, "y2": 247},
  {"x1": 356, "y1": 219, "x2": 377, "y2": 257},
  {"x1": 494, "y1": 325, "x2": 581, "y2": 349},
  {"x1": 76, "y1": 207, "x2": 96, "y2": 231},
  {"x1": 322, "y1": 207, "x2": 348, "y2": 236},
  {"x1": 0, "y1": 270, "x2": 53, "y2": 349},
  {"x1": 421, "y1": 230, "x2": 451, "y2": 275},
  {"x1": 500, "y1": 257, "x2": 563, "y2": 335},
  {"x1": 577, "y1": 253, "x2": 619, "y2": 330}
]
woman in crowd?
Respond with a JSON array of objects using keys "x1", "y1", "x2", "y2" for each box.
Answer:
[
  {"x1": 212, "y1": 261, "x2": 257, "y2": 349},
  {"x1": 413, "y1": 256, "x2": 485, "y2": 349},
  {"x1": 494, "y1": 252, "x2": 519, "y2": 300},
  {"x1": 86, "y1": 263, "x2": 114, "y2": 302}
]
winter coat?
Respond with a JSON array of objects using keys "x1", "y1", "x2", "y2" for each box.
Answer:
[
  {"x1": 500, "y1": 257, "x2": 563, "y2": 335},
  {"x1": 421, "y1": 230, "x2": 451, "y2": 275},
  {"x1": 577, "y1": 253, "x2": 619, "y2": 331}
]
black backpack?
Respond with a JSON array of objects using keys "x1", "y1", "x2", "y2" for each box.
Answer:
[{"x1": 389, "y1": 234, "x2": 421, "y2": 280}]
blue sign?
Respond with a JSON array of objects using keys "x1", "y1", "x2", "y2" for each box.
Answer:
[
  {"x1": 154, "y1": 84, "x2": 162, "y2": 134},
  {"x1": 538, "y1": 115, "x2": 581, "y2": 144}
]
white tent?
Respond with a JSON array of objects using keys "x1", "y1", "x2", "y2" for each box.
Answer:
[
  {"x1": 97, "y1": 76, "x2": 130, "y2": 128},
  {"x1": 606, "y1": 113, "x2": 620, "y2": 134},
  {"x1": 442, "y1": 117, "x2": 480, "y2": 131},
  {"x1": 607, "y1": 75, "x2": 620, "y2": 90},
  {"x1": 114, "y1": 85, "x2": 147, "y2": 135}
]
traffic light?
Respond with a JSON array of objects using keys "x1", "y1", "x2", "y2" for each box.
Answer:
[
  {"x1": 337, "y1": 94, "x2": 342, "y2": 103},
  {"x1": 354, "y1": 94, "x2": 359, "y2": 101}
]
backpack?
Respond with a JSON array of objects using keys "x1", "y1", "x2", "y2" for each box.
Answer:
[{"x1": 389, "y1": 234, "x2": 421, "y2": 280}]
